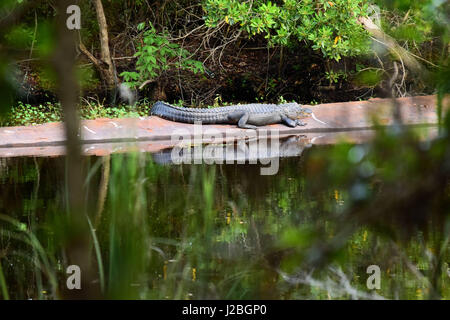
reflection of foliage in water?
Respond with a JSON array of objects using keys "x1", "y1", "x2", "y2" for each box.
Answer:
[{"x1": 0, "y1": 119, "x2": 449, "y2": 299}]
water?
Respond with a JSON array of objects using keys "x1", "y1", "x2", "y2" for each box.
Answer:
[{"x1": 0, "y1": 145, "x2": 448, "y2": 299}]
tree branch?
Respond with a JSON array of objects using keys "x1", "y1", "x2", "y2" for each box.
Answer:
[
  {"x1": 358, "y1": 16, "x2": 430, "y2": 78},
  {"x1": 91, "y1": 0, "x2": 116, "y2": 88}
]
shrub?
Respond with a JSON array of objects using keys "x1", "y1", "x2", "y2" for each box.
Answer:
[
  {"x1": 203, "y1": 0, "x2": 371, "y2": 60},
  {"x1": 120, "y1": 22, "x2": 204, "y2": 88}
]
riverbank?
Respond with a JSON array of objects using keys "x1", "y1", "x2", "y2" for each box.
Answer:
[{"x1": 0, "y1": 95, "x2": 443, "y2": 158}]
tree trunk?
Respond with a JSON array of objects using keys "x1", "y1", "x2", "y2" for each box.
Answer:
[
  {"x1": 54, "y1": 0, "x2": 101, "y2": 299},
  {"x1": 80, "y1": 0, "x2": 117, "y2": 90}
]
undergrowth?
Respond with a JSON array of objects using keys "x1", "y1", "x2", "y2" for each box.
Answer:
[{"x1": 1, "y1": 101, "x2": 153, "y2": 127}]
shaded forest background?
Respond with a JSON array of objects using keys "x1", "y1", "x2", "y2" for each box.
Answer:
[{"x1": 2, "y1": 0, "x2": 448, "y2": 111}]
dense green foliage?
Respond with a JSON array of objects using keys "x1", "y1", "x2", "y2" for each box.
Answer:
[
  {"x1": 204, "y1": 0, "x2": 371, "y2": 60},
  {"x1": 0, "y1": 0, "x2": 448, "y2": 113},
  {"x1": 121, "y1": 22, "x2": 204, "y2": 89},
  {"x1": 2, "y1": 101, "x2": 153, "y2": 127}
]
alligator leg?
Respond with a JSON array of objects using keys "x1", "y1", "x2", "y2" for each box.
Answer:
[
  {"x1": 281, "y1": 115, "x2": 297, "y2": 127},
  {"x1": 229, "y1": 111, "x2": 257, "y2": 129},
  {"x1": 295, "y1": 119, "x2": 307, "y2": 126}
]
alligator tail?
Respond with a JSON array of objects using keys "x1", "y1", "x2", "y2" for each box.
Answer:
[{"x1": 150, "y1": 101, "x2": 228, "y2": 124}]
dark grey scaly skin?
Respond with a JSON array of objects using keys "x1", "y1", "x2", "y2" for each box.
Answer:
[{"x1": 150, "y1": 101, "x2": 312, "y2": 129}]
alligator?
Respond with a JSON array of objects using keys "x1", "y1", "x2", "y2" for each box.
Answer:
[{"x1": 150, "y1": 101, "x2": 312, "y2": 129}]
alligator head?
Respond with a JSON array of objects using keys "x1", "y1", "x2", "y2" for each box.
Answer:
[{"x1": 281, "y1": 103, "x2": 313, "y2": 120}]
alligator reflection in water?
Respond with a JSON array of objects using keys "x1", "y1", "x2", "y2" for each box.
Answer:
[{"x1": 152, "y1": 135, "x2": 312, "y2": 165}]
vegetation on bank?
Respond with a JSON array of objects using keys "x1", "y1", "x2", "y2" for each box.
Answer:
[
  {"x1": 2, "y1": 101, "x2": 151, "y2": 127},
  {"x1": 1, "y1": 96, "x2": 298, "y2": 127}
]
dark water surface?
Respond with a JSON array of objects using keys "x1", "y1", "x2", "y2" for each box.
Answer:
[{"x1": 0, "y1": 147, "x2": 448, "y2": 299}]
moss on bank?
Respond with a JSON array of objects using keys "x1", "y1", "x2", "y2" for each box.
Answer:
[{"x1": 1, "y1": 101, "x2": 153, "y2": 127}]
